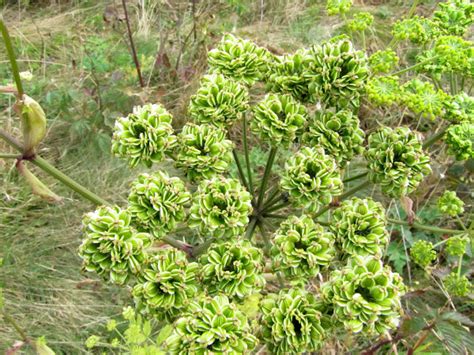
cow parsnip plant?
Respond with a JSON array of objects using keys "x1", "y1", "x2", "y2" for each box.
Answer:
[{"x1": 0, "y1": 0, "x2": 472, "y2": 353}]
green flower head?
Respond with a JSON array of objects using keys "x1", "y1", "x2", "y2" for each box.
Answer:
[
  {"x1": 365, "y1": 76, "x2": 403, "y2": 107},
  {"x1": 445, "y1": 122, "x2": 474, "y2": 161},
  {"x1": 365, "y1": 126, "x2": 432, "y2": 197},
  {"x1": 189, "y1": 177, "x2": 253, "y2": 238},
  {"x1": 281, "y1": 146, "x2": 343, "y2": 212},
  {"x1": 128, "y1": 172, "x2": 191, "y2": 239},
  {"x1": 443, "y1": 272, "x2": 472, "y2": 297},
  {"x1": 411, "y1": 240, "x2": 437, "y2": 269},
  {"x1": 260, "y1": 288, "x2": 328, "y2": 354},
  {"x1": 251, "y1": 93, "x2": 308, "y2": 148},
  {"x1": 433, "y1": 0, "x2": 474, "y2": 36},
  {"x1": 307, "y1": 38, "x2": 369, "y2": 107},
  {"x1": 271, "y1": 215, "x2": 335, "y2": 280},
  {"x1": 347, "y1": 12, "x2": 374, "y2": 32},
  {"x1": 188, "y1": 74, "x2": 249, "y2": 127},
  {"x1": 321, "y1": 256, "x2": 405, "y2": 335},
  {"x1": 164, "y1": 295, "x2": 258, "y2": 354},
  {"x1": 332, "y1": 197, "x2": 389, "y2": 258},
  {"x1": 369, "y1": 50, "x2": 399, "y2": 74},
  {"x1": 79, "y1": 206, "x2": 151, "y2": 285},
  {"x1": 326, "y1": 0, "x2": 353, "y2": 16},
  {"x1": 199, "y1": 239, "x2": 265, "y2": 299},
  {"x1": 443, "y1": 93, "x2": 474, "y2": 123},
  {"x1": 132, "y1": 247, "x2": 199, "y2": 321},
  {"x1": 267, "y1": 49, "x2": 314, "y2": 103},
  {"x1": 434, "y1": 36, "x2": 473, "y2": 73},
  {"x1": 175, "y1": 123, "x2": 234, "y2": 180},
  {"x1": 208, "y1": 34, "x2": 272, "y2": 85},
  {"x1": 437, "y1": 190, "x2": 464, "y2": 217},
  {"x1": 445, "y1": 235, "x2": 469, "y2": 257},
  {"x1": 112, "y1": 104, "x2": 176, "y2": 168},
  {"x1": 302, "y1": 109, "x2": 365, "y2": 166},
  {"x1": 392, "y1": 16, "x2": 437, "y2": 44},
  {"x1": 401, "y1": 79, "x2": 449, "y2": 120}
]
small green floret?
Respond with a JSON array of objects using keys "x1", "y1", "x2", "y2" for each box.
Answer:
[
  {"x1": 411, "y1": 240, "x2": 437, "y2": 269},
  {"x1": 437, "y1": 190, "x2": 464, "y2": 217}
]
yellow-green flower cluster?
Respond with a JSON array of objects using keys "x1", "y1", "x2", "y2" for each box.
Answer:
[
  {"x1": 411, "y1": 240, "x2": 437, "y2": 268},
  {"x1": 164, "y1": 295, "x2": 258, "y2": 354},
  {"x1": 321, "y1": 256, "x2": 405, "y2": 335},
  {"x1": 433, "y1": 0, "x2": 474, "y2": 36},
  {"x1": 401, "y1": 79, "x2": 449, "y2": 119},
  {"x1": 443, "y1": 272, "x2": 472, "y2": 297},
  {"x1": 208, "y1": 34, "x2": 272, "y2": 85},
  {"x1": 392, "y1": 16, "x2": 437, "y2": 44},
  {"x1": 445, "y1": 235, "x2": 469, "y2": 257},
  {"x1": 128, "y1": 172, "x2": 191, "y2": 238},
  {"x1": 445, "y1": 122, "x2": 474, "y2": 160},
  {"x1": 307, "y1": 38, "x2": 369, "y2": 107},
  {"x1": 79, "y1": 206, "x2": 151, "y2": 285},
  {"x1": 332, "y1": 197, "x2": 389, "y2": 258},
  {"x1": 437, "y1": 190, "x2": 464, "y2": 217},
  {"x1": 281, "y1": 147, "x2": 343, "y2": 211},
  {"x1": 365, "y1": 127, "x2": 432, "y2": 197},
  {"x1": 251, "y1": 93, "x2": 308, "y2": 147},
  {"x1": 366, "y1": 76, "x2": 402, "y2": 107},
  {"x1": 347, "y1": 12, "x2": 374, "y2": 32},
  {"x1": 443, "y1": 93, "x2": 474, "y2": 123},
  {"x1": 175, "y1": 123, "x2": 234, "y2": 180},
  {"x1": 267, "y1": 49, "x2": 314, "y2": 103},
  {"x1": 199, "y1": 239, "x2": 265, "y2": 298},
  {"x1": 189, "y1": 177, "x2": 253, "y2": 238},
  {"x1": 326, "y1": 0, "x2": 353, "y2": 16},
  {"x1": 271, "y1": 215, "x2": 335, "y2": 280},
  {"x1": 188, "y1": 74, "x2": 249, "y2": 127},
  {"x1": 132, "y1": 248, "x2": 199, "y2": 321},
  {"x1": 112, "y1": 104, "x2": 176, "y2": 168},
  {"x1": 260, "y1": 288, "x2": 328, "y2": 354},
  {"x1": 302, "y1": 109, "x2": 365, "y2": 166},
  {"x1": 369, "y1": 50, "x2": 399, "y2": 74}
]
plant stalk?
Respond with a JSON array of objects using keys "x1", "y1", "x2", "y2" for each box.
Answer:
[
  {"x1": 423, "y1": 126, "x2": 448, "y2": 149},
  {"x1": 0, "y1": 19, "x2": 24, "y2": 97},
  {"x1": 0, "y1": 153, "x2": 19, "y2": 159},
  {"x1": 256, "y1": 147, "x2": 277, "y2": 211},
  {"x1": 232, "y1": 149, "x2": 249, "y2": 190},
  {"x1": 242, "y1": 116, "x2": 254, "y2": 194},
  {"x1": 389, "y1": 56, "x2": 438, "y2": 77},
  {"x1": 121, "y1": 0, "x2": 145, "y2": 87},
  {"x1": 343, "y1": 170, "x2": 368, "y2": 183},
  {"x1": 387, "y1": 218, "x2": 463, "y2": 234}
]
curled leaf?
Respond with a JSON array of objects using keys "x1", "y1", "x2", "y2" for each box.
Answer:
[{"x1": 16, "y1": 161, "x2": 62, "y2": 203}]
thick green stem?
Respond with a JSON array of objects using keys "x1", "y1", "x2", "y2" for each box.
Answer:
[
  {"x1": 2, "y1": 311, "x2": 30, "y2": 343},
  {"x1": 387, "y1": 218, "x2": 463, "y2": 234},
  {"x1": 232, "y1": 149, "x2": 249, "y2": 190},
  {"x1": 242, "y1": 116, "x2": 253, "y2": 194},
  {"x1": 190, "y1": 238, "x2": 214, "y2": 258},
  {"x1": 162, "y1": 235, "x2": 192, "y2": 254},
  {"x1": 0, "y1": 153, "x2": 19, "y2": 159},
  {"x1": 0, "y1": 19, "x2": 24, "y2": 97},
  {"x1": 343, "y1": 171, "x2": 368, "y2": 183},
  {"x1": 0, "y1": 129, "x2": 109, "y2": 206},
  {"x1": 389, "y1": 56, "x2": 438, "y2": 77},
  {"x1": 256, "y1": 147, "x2": 277, "y2": 211},
  {"x1": 423, "y1": 126, "x2": 448, "y2": 149},
  {"x1": 407, "y1": 0, "x2": 420, "y2": 17}
]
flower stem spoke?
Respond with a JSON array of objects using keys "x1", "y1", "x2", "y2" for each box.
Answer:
[
  {"x1": 232, "y1": 149, "x2": 249, "y2": 190},
  {"x1": 389, "y1": 55, "x2": 438, "y2": 77},
  {"x1": 343, "y1": 170, "x2": 368, "y2": 183},
  {"x1": 242, "y1": 116, "x2": 254, "y2": 194},
  {"x1": 261, "y1": 186, "x2": 283, "y2": 211},
  {"x1": 257, "y1": 147, "x2": 278, "y2": 211},
  {"x1": 423, "y1": 126, "x2": 448, "y2": 149},
  {"x1": 262, "y1": 201, "x2": 287, "y2": 214},
  {"x1": 387, "y1": 218, "x2": 463, "y2": 234},
  {"x1": 245, "y1": 217, "x2": 259, "y2": 239},
  {"x1": 162, "y1": 235, "x2": 192, "y2": 254}
]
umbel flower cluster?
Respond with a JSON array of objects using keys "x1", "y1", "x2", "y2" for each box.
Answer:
[{"x1": 77, "y1": 14, "x2": 471, "y2": 349}]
